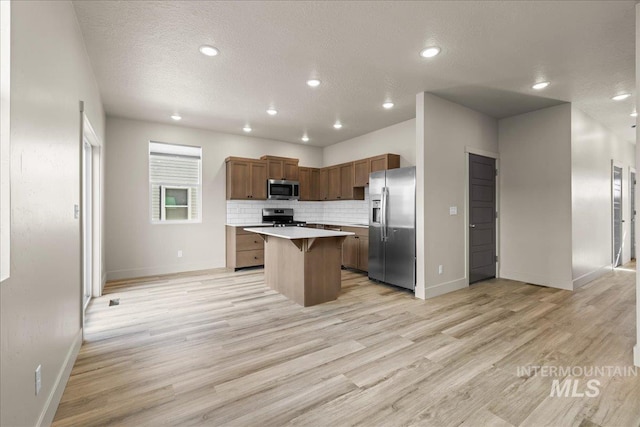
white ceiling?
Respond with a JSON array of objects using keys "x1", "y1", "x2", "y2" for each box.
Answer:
[{"x1": 73, "y1": 1, "x2": 637, "y2": 147}]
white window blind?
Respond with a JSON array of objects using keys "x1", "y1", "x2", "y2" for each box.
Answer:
[{"x1": 149, "y1": 142, "x2": 202, "y2": 223}]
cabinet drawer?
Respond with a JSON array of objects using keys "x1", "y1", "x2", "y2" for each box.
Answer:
[
  {"x1": 236, "y1": 250, "x2": 264, "y2": 268},
  {"x1": 236, "y1": 234, "x2": 264, "y2": 251}
]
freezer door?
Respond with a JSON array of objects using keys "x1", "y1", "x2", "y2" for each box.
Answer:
[
  {"x1": 384, "y1": 167, "x2": 416, "y2": 290},
  {"x1": 368, "y1": 170, "x2": 386, "y2": 282}
]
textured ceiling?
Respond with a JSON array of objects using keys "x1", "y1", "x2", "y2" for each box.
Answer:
[{"x1": 73, "y1": 1, "x2": 636, "y2": 147}]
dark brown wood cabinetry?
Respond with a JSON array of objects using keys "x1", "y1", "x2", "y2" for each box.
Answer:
[
  {"x1": 225, "y1": 157, "x2": 267, "y2": 200},
  {"x1": 226, "y1": 226, "x2": 265, "y2": 269},
  {"x1": 298, "y1": 167, "x2": 320, "y2": 201},
  {"x1": 261, "y1": 155, "x2": 299, "y2": 180},
  {"x1": 319, "y1": 168, "x2": 329, "y2": 200},
  {"x1": 226, "y1": 153, "x2": 399, "y2": 201},
  {"x1": 353, "y1": 159, "x2": 369, "y2": 187}
]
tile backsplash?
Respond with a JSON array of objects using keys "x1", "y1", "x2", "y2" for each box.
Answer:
[{"x1": 226, "y1": 187, "x2": 369, "y2": 225}]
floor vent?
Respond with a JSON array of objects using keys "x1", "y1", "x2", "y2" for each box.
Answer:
[{"x1": 109, "y1": 298, "x2": 120, "y2": 306}]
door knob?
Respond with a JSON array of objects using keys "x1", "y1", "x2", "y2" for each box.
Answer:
[{"x1": 470, "y1": 224, "x2": 476, "y2": 228}]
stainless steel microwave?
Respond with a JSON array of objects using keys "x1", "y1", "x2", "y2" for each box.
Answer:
[{"x1": 267, "y1": 179, "x2": 299, "y2": 200}]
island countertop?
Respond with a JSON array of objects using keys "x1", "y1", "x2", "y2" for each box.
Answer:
[{"x1": 243, "y1": 227, "x2": 354, "y2": 240}]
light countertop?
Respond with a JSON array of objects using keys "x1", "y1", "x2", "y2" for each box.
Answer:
[{"x1": 244, "y1": 227, "x2": 354, "y2": 240}]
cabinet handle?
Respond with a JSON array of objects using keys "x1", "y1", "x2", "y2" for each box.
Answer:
[{"x1": 254, "y1": 256, "x2": 258, "y2": 259}]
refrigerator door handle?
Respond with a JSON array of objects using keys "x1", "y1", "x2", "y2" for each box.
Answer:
[{"x1": 381, "y1": 187, "x2": 388, "y2": 241}]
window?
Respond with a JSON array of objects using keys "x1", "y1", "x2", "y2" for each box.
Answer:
[{"x1": 149, "y1": 141, "x2": 202, "y2": 223}]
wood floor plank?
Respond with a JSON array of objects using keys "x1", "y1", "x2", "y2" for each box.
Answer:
[{"x1": 52, "y1": 264, "x2": 640, "y2": 426}]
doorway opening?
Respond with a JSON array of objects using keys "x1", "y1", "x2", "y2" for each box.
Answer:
[
  {"x1": 468, "y1": 153, "x2": 497, "y2": 284},
  {"x1": 612, "y1": 164, "x2": 623, "y2": 267},
  {"x1": 80, "y1": 110, "x2": 102, "y2": 327}
]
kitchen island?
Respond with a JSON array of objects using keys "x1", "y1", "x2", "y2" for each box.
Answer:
[{"x1": 244, "y1": 227, "x2": 354, "y2": 306}]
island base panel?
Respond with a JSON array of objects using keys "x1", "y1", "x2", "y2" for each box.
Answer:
[{"x1": 264, "y1": 236, "x2": 344, "y2": 306}]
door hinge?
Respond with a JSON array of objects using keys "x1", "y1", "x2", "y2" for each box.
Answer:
[
  {"x1": 495, "y1": 255, "x2": 498, "y2": 262},
  {"x1": 495, "y1": 211, "x2": 498, "y2": 219},
  {"x1": 495, "y1": 169, "x2": 498, "y2": 176}
]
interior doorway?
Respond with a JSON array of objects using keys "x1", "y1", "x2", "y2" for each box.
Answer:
[
  {"x1": 612, "y1": 164, "x2": 623, "y2": 267},
  {"x1": 468, "y1": 153, "x2": 497, "y2": 284},
  {"x1": 82, "y1": 140, "x2": 92, "y2": 310},
  {"x1": 80, "y1": 110, "x2": 102, "y2": 328}
]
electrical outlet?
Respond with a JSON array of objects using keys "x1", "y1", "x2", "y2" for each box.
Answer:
[
  {"x1": 177, "y1": 250, "x2": 183, "y2": 258},
  {"x1": 449, "y1": 206, "x2": 457, "y2": 216},
  {"x1": 35, "y1": 365, "x2": 41, "y2": 396},
  {"x1": 438, "y1": 265, "x2": 443, "y2": 275}
]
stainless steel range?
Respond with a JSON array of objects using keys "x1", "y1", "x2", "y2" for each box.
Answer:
[{"x1": 262, "y1": 208, "x2": 307, "y2": 227}]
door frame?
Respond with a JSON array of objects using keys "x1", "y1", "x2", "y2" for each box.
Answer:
[
  {"x1": 630, "y1": 166, "x2": 636, "y2": 261},
  {"x1": 611, "y1": 160, "x2": 625, "y2": 268},
  {"x1": 80, "y1": 106, "x2": 103, "y2": 330},
  {"x1": 464, "y1": 147, "x2": 500, "y2": 286}
]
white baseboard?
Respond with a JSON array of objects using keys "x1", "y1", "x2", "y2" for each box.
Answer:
[
  {"x1": 573, "y1": 265, "x2": 612, "y2": 289},
  {"x1": 106, "y1": 262, "x2": 222, "y2": 282},
  {"x1": 500, "y1": 269, "x2": 573, "y2": 291},
  {"x1": 424, "y1": 277, "x2": 468, "y2": 299},
  {"x1": 37, "y1": 328, "x2": 82, "y2": 427},
  {"x1": 634, "y1": 345, "x2": 640, "y2": 368}
]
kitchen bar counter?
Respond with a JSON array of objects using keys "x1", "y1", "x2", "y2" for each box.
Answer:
[{"x1": 244, "y1": 227, "x2": 354, "y2": 306}]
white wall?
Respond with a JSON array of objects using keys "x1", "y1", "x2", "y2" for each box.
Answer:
[
  {"x1": 571, "y1": 107, "x2": 635, "y2": 287},
  {"x1": 105, "y1": 117, "x2": 322, "y2": 280},
  {"x1": 323, "y1": 118, "x2": 416, "y2": 167},
  {"x1": 0, "y1": 2, "x2": 105, "y2": 426},
  {"x1": 498, "y1": 104, "x2": 573, "y2": 290},
  {"x1": 417, "y1": 93, "x2": 499, "y2": 299}
]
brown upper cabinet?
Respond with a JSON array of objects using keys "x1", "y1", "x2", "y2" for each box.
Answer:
[
  {"x1": 225, "y1": 157, "x2": 267, "y2": 200},
  {"x1": 353, "y1": 154, "x2": 401, "y2": 187},
  {"x1": 226, "y1": 153, "x2": 399, "y2": 201},
  {"x1": 319, "y1": 168, "x2": 329, "y2": 201},
  {"x1": 298, "y1": 167, "x2": 320, "y2": 201},
  {"x1": 260, "y1": 155, "x2": 299, "y2": 181}
]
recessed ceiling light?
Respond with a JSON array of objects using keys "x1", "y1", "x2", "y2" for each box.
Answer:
[
  {"x1": 532, "y1": 81, "x2": 550, "y2": 90},
  {"x1": 199, "y1": 45, "x2": 219, "y2": 57},
  {"x1": 306, "y1": 79, "x2": 321, "y2": 88},
  {"x1": 266, "y1": 108, "x2": 278, "y2": 116},
  {"x1": 243, "y1": 125, "x2": 252, "y2": 132},
  {"x1": 612, "y1": 93, "x2": 631, "y2": 101},
  {"x1": 333, "y1": 121, "x2": 342, "y2": 129},
  {"x1": 382, "y1": 101, "x2": 394, "y2": 109},
  {"x1": 301, "y1": 135, "x2": 309, "y2": 142},
  {"x1": 630, "y1": 111, "x2": 638, "y2": 117},
  {"x1": 419, "y1": 46, "x2": 441, "y2": 58},
  {"x1": 171, "y1": 114, "x2": 182, "y2": 121}
]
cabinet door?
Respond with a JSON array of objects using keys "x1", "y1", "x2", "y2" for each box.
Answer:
[
  {"x1": 342, "y1": 235, "x2": 359, "y2": 268},
  {"x1": 319, "y1": 168, "x2": 329, "y2": 200},
  {"x1": 328, "y1": 167, "x2": 341, "y2": 200},
  {"x1": 298, "y1": 167, "x2": 311, "y2": 200},
  {"x1": 310, "y1": 168, "x2": 320, "y2": 201},
  {"x1": 267, "y1": 160, "x2": 285, "y2": 180},
  {"x1": 284, "y1": 161, "x2": 299, "y2": 180},
  {"x1": 250, "y1": 161, "x2": 267, "y2": 199},
  {"x1": 353, "y1": 159, "x2": 369, "y2": 187},
  {"x1": 369, "y1": 155, "x2": 388, "y2": 173},
  {"x1": 358, "y1": 236, "x2": 369, "y2": 272},
  {"x1": 226, "y1": 160, "x2": 250, "y2": 199},
  {"x1": 339, "y1": 163, "x2": 354, "y2": 199}
]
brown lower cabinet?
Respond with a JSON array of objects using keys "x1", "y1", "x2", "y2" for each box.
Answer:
[
  {"x1": 226, "y1": 226, "x2": 264, "y2": 270},
  {"x1": 341, "y1": 226, "x2": 369, "y2": 272}
]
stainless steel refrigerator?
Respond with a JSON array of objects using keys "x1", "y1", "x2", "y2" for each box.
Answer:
[{"x1": 369, "y1": 167, "x2": 416, "y2": 290}]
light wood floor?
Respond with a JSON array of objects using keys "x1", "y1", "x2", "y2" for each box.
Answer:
[{"x1": 53, "y1": 265, "x2": 639, "y2": 427}]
